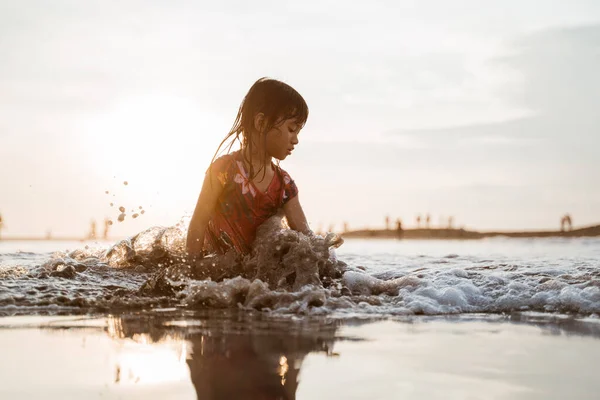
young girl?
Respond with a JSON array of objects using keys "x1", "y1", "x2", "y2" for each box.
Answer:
[{"x1": 186, "y1": 78, "x2": 312, "y2": 262}]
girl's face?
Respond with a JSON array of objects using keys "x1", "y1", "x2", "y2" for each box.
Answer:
[{"x1": 265, "y1": 118, "x2": 301, "y2": 161}]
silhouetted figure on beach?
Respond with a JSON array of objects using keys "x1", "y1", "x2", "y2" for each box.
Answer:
[
  {"x1": 396, "y1": 218, "x2": 403, "y2": 238},
  {"x1": 448, "y1": 216, "x2": 454, "y2": 229},
  {"x1": 89, "y1": 219, "x2": 97, "y2": 240},
  {"x1": 561, "y1": 214, "x2": 573, "y2": 232},
  {"x1": 0, "y1": 213, "x2": 3, "y2": 240},
  {"x1": 416, "y1": 215, "x2": 421, "y2": 228},
  {"x1": 103, "y1": 218, "x2": 111, "y2": 240},
  {"x1": 385, "y1": 215, "x2": 390, "y2": 230},
  {"x1": 425, "y1": 214, "x2": 431, "y2": 229}
]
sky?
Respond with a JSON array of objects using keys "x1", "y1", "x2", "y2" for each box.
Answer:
[{"x1": 1, "y1": 0, "x2": 599, "y2": 237}]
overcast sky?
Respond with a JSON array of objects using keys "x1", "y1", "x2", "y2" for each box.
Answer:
[{"x1": 1, "y1": 0, "x2": 599, "y2": 237}]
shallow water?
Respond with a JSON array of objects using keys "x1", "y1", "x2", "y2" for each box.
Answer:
[
  {"x1": 2, "y1": 233, "x2": 600, "y2": 398},
  {"x1": 0, "y1": 311, "x2": 599, "y2": 399},
  {"x1": 1, "y1": 223, "x2": 599, "y2": 317}
]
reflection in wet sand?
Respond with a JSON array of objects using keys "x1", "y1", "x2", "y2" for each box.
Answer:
[
  {"x1": 187, "y1": 331, "x2": 302, "y2": 399},
  {"x1": 1, "y1": 312, "x2": 600, "y2": 399},
  {"x1": 106, "y1": 311, "x2": 343, "y2": 399}
]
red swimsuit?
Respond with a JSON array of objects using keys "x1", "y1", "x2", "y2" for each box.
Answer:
[{"x1": 204, "y1": 150, "x2": 299, "y2": 255}]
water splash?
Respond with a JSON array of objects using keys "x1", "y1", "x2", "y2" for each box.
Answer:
[{"x1": 1, "y1": 219, "x2": 600, "y2": 317}]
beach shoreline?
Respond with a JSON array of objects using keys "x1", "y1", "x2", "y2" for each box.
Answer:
[
  {"x1": 341, "y1": 223, "x2": 600, "y2": 240},
  {"x1": 2, "y1": 223, "x2": 599, "y2": 243}
]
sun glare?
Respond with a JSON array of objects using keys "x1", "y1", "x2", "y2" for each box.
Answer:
[
  {"x1": 81, "y1": 94, "x2": 224, "y2": 178},
  {"x1": 113, "y1": 335, "x2": 190, "y2": 385},
  {"x1": 77, "y1": 94, "x2": 229, "y2": 228}
]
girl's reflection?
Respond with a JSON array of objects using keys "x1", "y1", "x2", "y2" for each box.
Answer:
[
  {"x1": 187, "y1": 333, "x2": 309, "y2": 399},
  {"x1": 108, "y1": 314, "x2": 339, "y2": 400}
]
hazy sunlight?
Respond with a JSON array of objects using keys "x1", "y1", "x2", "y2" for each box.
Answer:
[
  {"x1": 113, "y1": 334, "x2": 190, "y2": 385},
  {"x1": 76, "y1": 94, "x2": 229, "y2": 231}
]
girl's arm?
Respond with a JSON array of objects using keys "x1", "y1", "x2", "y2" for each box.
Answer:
[
  {"x1": 186, "y1": 168, "x2": 224, "y2": 261},
  {"x1": 283, "y1": 195, "x2": 312, "y2": 235}
]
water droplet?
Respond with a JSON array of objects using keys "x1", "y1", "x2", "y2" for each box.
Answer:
[
  {"x1": 117, "y1": 213, "x2": 126, "y2": 222},
  {"x1": 132, "y1": 213, "x2": 139, "y2": 219},
  {"x1": 140, "y1": 210, "x2": 145, "y2": 215},
  {"x1": 110, "y1": 203, "x2": 114, "y2": 207},
  {"x1": 119, "y1": 206, "x2": 125, "y2": 212},
  {"x1": 105, "y1": 190, "x2": 109, "y2": 194},
  {"x1": 123, "y1": 181, "x2": 128, "y2": 186}
]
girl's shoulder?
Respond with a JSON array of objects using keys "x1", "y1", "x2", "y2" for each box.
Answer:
[
  {"x1": 274, "y1": 164, "x2": 299, "y2": 203},
  {"x1": 210, "y1": 150, "x2": 240, "y2": 170},
  {"x1": 208, "y1": 151, "x2": 240, "y2": 186},
  {"x1": 275, "y1": 163, "x2": 294, "y2": 183}
]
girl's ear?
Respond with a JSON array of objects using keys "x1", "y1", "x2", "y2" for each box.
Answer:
[{"x1": 253, "y1": 113, "x2": 266, "y2": 133}]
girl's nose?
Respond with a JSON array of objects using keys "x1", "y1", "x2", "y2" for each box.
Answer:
[{"x1": 291, "y1": 134, "x2": 299, "y2": 145}]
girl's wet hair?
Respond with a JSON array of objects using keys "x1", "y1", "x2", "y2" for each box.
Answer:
[{"x1": 212, "y1": 77, "x2": 309, "y2": 179}]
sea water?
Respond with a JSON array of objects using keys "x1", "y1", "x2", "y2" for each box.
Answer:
[
  {"x1": 1, "y1": 217, "x2": 600, "y2": 317},
  {"x1": 2, "y1": 221, "x2": 600, "y2": 399}
]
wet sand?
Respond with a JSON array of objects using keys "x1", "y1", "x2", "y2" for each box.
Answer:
[{"x1": 1, "y1": 311, "x2": 599, "y2": 400}]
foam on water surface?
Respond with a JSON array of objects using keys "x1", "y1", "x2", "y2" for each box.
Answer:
[{"x1": 1, "y1": 217, "x2": 600, "y2": 317}]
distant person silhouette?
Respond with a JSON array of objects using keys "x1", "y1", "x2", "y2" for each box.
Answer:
[
  {"x1": 416, "y1": 215, "x2": 421, "y2": 228},
  {"x1": 0, "y1": 213, "x2": 3, "y2": 240},
  {"x1": 385, "y1": 215, "x2": 390, "y2": 230},
  {"x1": 425, "y1": 214, "x2": 431, "y2": 229},
  {"x1": 89, "y1": 219, "x2": 97, "y2": 240},
  {"x1": 103, "y1": 218, "x2": 111, "y2": 240},
  {"x1": 396, "y1": 218, "x2": 403, "y2": 238},
  {"x1": 561, "y1": 214, "x2": 573, "y2": 232},
  {"x1": 448, "y1": 216, "x2": 454, "y2": 229}
]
